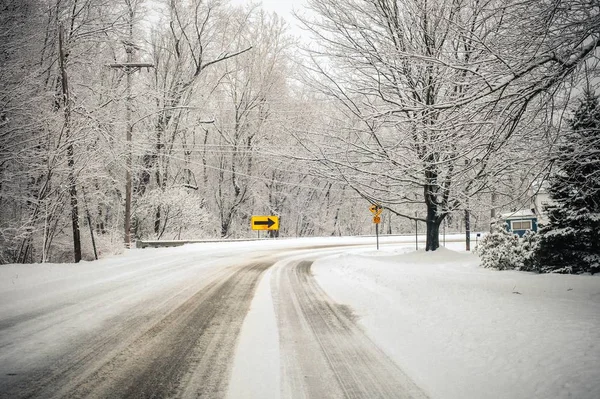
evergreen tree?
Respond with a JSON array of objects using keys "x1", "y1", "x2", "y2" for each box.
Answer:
[
  {"x1": 477, "y1": 222, "x2": 522, "y2": 270},
  {"x1": 537, "y1": 90, "x2": 600, "y2": 274},
  {"x1": 519, "y1": 230, "x2": 540, "y2": 272}
]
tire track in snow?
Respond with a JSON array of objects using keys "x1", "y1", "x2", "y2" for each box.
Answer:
[{"x1": 275, "y1": 260, "x2": 429, "y2": 399}]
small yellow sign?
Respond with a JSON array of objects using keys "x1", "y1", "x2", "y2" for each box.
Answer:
[
  {"x1": 251, "y1": 216, "x2": 279, "y2": 230},
  {"x1": 373, "y1": 216, "x2": 381, "y2": 224},
  {"x1": 370, "y1": 204, "x2": 383, "y2": 216}
]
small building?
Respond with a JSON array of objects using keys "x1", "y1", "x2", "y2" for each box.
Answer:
[{"x1": 500, "y1": 209, "x2": 538, "y2": 237}]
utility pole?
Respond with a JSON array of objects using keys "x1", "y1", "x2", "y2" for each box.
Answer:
[
  {"x1": 415, "y1": 211, "x2": 418, "y2": 250},
  {"x1": 124, "y1": 43, "x2": 133, "y2": 249},
  {"x1": 108, "y1": 12, "x2": 153, "y2": 247}
]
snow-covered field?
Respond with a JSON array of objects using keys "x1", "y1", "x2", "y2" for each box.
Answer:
[
  {"x1": 313, "y1": 243, "x2": 600, "y2": 399},
  {"x1": 1, "y1": 235, "x2": 599, "y2": 399}
]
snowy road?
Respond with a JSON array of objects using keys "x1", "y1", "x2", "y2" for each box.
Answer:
[
  {"x1": 0, "y1": 238, "x2": 428, "y2": 399},
  {"x1": 1, "y1": 236, "x2": 599, "y2": 399},
  {"x1": 0, "y1": 251, "x2": 266, "y2": 398}
]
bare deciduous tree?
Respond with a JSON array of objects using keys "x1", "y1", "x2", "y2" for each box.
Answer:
[{"x1": 297, "y1": 0, "x2": 599, "y2": 250}]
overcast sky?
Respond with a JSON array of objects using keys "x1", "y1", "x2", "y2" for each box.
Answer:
[
  {"x1": 230, "y1": 0, "x2": 312, "y2": 40},
  {"x1": 230, "y1": 0, "x2": 304, "y2": 18}
]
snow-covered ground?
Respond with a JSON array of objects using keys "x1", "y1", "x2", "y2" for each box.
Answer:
[
  {"x1": 312, "y1": 243, "x2": 600, "y2": 399},
  {"x1": 1, "y1": 235, "x2": 598, "y2": 399}
]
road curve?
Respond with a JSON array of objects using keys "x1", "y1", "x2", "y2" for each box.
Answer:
[{"x1": 1, "y1": 242, "x2": 428, "y2": 399}]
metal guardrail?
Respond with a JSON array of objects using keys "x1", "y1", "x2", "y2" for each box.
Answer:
[{"x1": 136, "y1": 238, "x2": 264, "y2": 248}]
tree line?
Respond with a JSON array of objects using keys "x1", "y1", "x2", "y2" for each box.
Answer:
[
  {"x1": 1, "y1": 0, "x2": 598, "y2": 263},
  {"x1": 0, "y1": 0, "x2": 367, "y2": 263}
]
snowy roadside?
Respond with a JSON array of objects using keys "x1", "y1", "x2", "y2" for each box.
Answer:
[{"x1": 312, "y1": 245, "x2": 600, "y2": 399}]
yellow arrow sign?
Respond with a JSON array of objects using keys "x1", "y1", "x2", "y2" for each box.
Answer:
[{"x1": 251, "y1": 216, "x2": 279, "y2": 230}]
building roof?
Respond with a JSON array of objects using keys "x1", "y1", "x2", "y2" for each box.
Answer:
[{"x1": 500, "y1": 209, "x2": 536, "y2": 219}]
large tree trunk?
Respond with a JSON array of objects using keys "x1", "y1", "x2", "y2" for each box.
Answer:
[
  {"x1": 58, "y1": 24, "x2": 81, "y2": 263},
  {"x1": 425, "y1": 203, "x2": 441, "y2": 251},
  {"x1": 424, "y1": 173, "x2": 447, "y2": 251}
]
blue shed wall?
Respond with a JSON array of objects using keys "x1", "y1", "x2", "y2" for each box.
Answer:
[{"x1": 505, "y1": 218, "x2": 538, "y2": 237}]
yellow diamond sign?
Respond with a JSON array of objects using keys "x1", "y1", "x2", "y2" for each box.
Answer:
[{"x1": 369, "y1": 204, "x2": 383, "y2": 216}]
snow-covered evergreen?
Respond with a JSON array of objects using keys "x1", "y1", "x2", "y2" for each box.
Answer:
[
  {"x1": 477, "y1": 222, "x2": 522, "y2": 270},
  {"x1": 519, "y1": 230, "x2": 540, "y2": 272},
  {"x1": 477, "y1": 221, "x2": 541, "y2": 271},
  {"x1": 537, "y1": 90, "x2": 600, "y2": 274}
]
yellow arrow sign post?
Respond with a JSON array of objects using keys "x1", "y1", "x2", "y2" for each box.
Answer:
[
  {"x1": 251, "y1": 216, "x2": 279, "y2": 231},
  {"x1": 369, "y1": 204, "x2": 382, "y2": 250}
]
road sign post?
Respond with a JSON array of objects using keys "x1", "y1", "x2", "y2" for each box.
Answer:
[{"x1": 370, "y1": 205, "x2": 382, "y2": 250}]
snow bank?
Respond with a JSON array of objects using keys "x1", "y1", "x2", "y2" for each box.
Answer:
[
  {"x1": 227, "y1": 267, "x2": 280, "y2": 399},
  {"x1": 313, "y1": 247, "x2": 600, "y2": 399}
]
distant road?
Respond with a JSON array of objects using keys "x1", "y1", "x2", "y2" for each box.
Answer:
[{"x1": 136, "y1": 232, "x2": 474, "y2": 248}]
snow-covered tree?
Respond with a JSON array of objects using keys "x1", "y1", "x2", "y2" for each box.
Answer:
[
  {"x1": 477, "y1": 222, "x2": 541, "y2": 272},
  {"x1": 0, "y1": 0, "x2": 131, "y2": 263},
  {"x1": 477, "y1": 222, "x2": 522, "y2": 270},
  {"x1": 537, "y1": 90, "x2": 600, "y2": 274},
  {"x1": 519, "y1": 230, "x2": 540, "y2": 272},
  {"x1": 296, "y1": 0, "x2": 600, "y2": 251}
]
